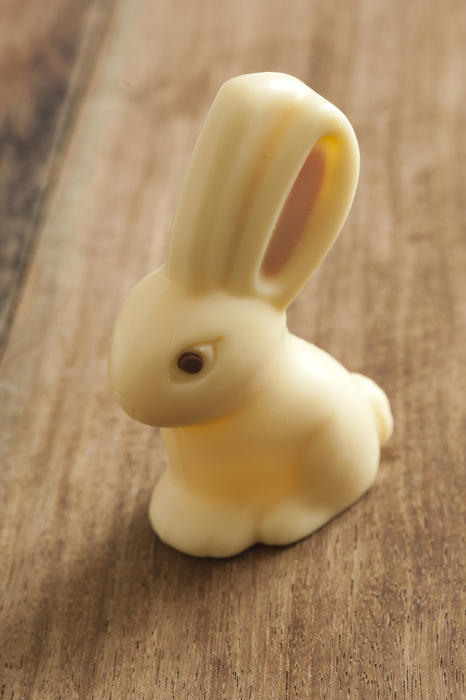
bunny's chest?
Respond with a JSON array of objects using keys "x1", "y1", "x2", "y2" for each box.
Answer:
[{"x1": 161, "y1": 413, "x2": 305, "y2": 505}]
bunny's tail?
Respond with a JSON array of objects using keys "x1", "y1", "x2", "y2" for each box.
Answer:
[{"x1": 352, "y1": 373, "x2": 394, "y2": 446}]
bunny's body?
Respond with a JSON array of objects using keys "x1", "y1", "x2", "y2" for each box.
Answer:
[
  {"x1": 109, "y1": 73, "x2": 393, "y2": 557},
  {"x1": 151, "y1": 331, "x2": 390, "y2": 556}
]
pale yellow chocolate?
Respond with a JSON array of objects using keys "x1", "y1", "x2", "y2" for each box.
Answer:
[{"x1": 109, "y1": 73, "x2": 393, "y2": 557}]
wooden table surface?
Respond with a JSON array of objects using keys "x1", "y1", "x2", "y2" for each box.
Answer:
[{"x1": 1, "y1": 1, "x2": 465, "y2": 697}]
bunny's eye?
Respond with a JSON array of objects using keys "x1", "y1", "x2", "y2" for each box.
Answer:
[
  {"x1": 172, "y1": 343, "x2": 216, "y2": 381},
  {"x1": 177, "y1": 352, "x2": 204, "y2": 374}
]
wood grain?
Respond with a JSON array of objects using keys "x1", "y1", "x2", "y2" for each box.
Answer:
[
  {"x1": 0, "y1": 0, "x2": 115, "y2": 353},
  {"x1": 1, "y1": 0, "x2": 465, "y2": 697}
]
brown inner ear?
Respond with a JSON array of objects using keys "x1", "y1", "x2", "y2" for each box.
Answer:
[{"x1": 261, "y1": 147, "x2": 326, "y2": 277}]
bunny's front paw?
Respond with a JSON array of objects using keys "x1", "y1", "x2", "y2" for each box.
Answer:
[{"x1": 149, "y1": 472, "x2": 256, "y2": 557}]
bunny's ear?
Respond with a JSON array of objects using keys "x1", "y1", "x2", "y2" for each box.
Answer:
[{"x1": 167, "y1": 73, "x2": 359, "y2": 308}]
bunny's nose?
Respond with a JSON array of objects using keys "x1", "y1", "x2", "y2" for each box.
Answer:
[
  {"x1": 111, "y1": 386, "x2": 137, "y2": 420},
  {"x1": 108, "y1": 335, "x2": 134, "y2": 414}
]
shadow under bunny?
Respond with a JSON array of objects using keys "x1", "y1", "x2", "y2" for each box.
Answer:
[{"x1": 0, "y1": 494, "x2": 304, "y2": 696}]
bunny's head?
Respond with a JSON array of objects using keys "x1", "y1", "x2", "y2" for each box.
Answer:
[{"x1": 109, "y1": 73, "x2": 359, "y2": 427}]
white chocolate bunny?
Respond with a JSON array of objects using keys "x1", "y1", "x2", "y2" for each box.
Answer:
[{"x1": 109, "y1": 73, "x2": 393, "y2": 557}]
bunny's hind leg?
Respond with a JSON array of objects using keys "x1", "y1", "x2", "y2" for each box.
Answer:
[
  {"x1": 149, "y1": 471, "x2": 256, "y2": 557},
  {"x1": 301, "y1": 413, "x2": 381, "y2": 521},
  {"x1": 259, "y1": 414, "x2": 381, "y2": 546},
  {"x1": 258, "y1": 498, "x2": 334, "y2": 546}
]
